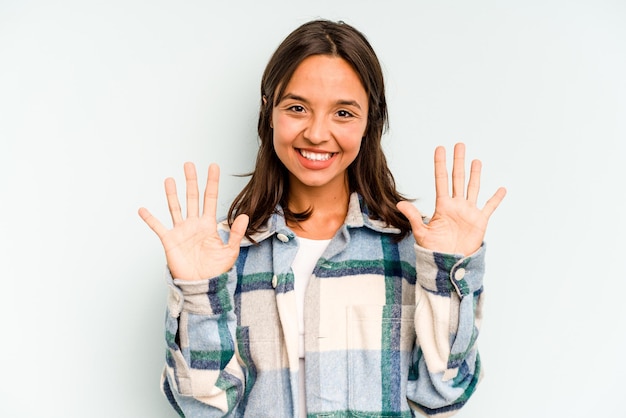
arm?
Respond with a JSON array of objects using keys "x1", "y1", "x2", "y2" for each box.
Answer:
[
  {"x1": 407, "y1": 244, "x2": 485, "y2": 417},
  {"x1": 161, "y1": 270, "x2": 244, "y2": 416},
  {"x1": 138, "y1": 163, "x2": 249, "y2": 416},
  {"x1": 397, "y1": 143, "x2": 505, "y2": 416}
]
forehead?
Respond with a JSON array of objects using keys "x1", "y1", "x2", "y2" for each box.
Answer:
[{"x1": 280, "y1": 55, "x2": 367, "y2": 102}]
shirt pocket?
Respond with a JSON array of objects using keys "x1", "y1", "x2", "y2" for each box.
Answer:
[{"x1": 347, "y1": 304, "x2": 416, "y2": 416}]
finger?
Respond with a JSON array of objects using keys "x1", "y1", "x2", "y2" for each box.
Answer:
[
  {"x1": 434, "y1": 146, "x2": 449, "y2": 198},
  {"x1": 467, "y1": 159, "x2": 482, "y2": 204},
  {"x1": 165, "y1": 177, "x2": 183, "y2": 225},
  {"x1": 396, "y1": 201, "x2": 426, "y2": 240},
  {"x1": 452, "y1": 142, "x2": 466, "y2": 198},
  {"x1": 203, "y1": 163, "x2": 220, "y2": 221},
  {"x1": 228, "y1": 214, "x2": 250, "y2": 248},
  {"x1": 138, "y1": 207, "x2": 168, "y2": 238},
  {"x1": 184, "y1": 162, "x2": 200, "y2": 218},
  {"x1": 482, "y1": 187, "x2": 507, "y2": 218}
]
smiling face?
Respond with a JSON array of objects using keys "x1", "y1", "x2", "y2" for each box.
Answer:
[{"x1": 271, "y1": 55, "x2": 369, "y2": 198}]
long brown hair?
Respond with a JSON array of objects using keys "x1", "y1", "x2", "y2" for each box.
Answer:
[{"x1": 228, "y1": 19, "x2": 411, "y2": 240}]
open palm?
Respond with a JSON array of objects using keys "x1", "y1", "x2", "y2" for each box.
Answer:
[
  {"x1": 138, "y1": 163, "x2": 249, "y2": 281},
  {"x1": 397, "y1": 143, "x2": 506, "y2": 256}
]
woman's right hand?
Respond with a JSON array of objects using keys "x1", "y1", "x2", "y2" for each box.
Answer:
[{"x1": 138, "y1": 162, "x2": 249, "y2": 281}]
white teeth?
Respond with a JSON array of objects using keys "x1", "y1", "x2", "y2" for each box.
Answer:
[{"x1": 299, "y1": 149, "x2": 333, "y2": 161}]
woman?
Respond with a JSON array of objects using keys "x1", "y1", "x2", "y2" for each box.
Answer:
[{"x1": 139, "y1": 19, "x2": 506, "y2": 418}]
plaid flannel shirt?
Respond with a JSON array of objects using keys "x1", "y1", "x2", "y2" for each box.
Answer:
[{"x1": 162, "y1": 193, "x2": 485, "y2": 417}]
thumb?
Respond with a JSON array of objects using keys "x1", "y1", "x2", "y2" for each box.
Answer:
[
  {"x1": 396, "y1": 201, "x2": 426, "y2": 236},
  {"x1": 228, "y1": 214, "x2": 249, "y2": 248}
]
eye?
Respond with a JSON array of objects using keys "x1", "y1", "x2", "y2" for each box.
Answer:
[
  {"x1": 337, "y1": 109, "x2": 354, "y2": 118},
  {"x1": 288, "y1": 105, "x2": 305, "y2": 113}
]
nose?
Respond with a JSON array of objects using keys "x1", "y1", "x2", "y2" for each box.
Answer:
[{"x1": 303, "y1": 114, "x2": 330, "y2": 144}]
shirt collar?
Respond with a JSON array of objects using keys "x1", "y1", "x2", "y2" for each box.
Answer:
[{"x1": 220, "y1": 192, "x2": 401, "y2": 246}]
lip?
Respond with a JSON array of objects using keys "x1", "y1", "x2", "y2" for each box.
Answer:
[{"x1": 295, "y1": 148, "x2": 337, "y2": 170}]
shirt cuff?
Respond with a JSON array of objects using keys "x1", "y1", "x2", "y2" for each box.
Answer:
[
  {"x1": 165, "y1": 268, "x2": 230, "y2": 317},
  {"x1": 414, "y1": 243, "x2": 486, "y2": 298}
]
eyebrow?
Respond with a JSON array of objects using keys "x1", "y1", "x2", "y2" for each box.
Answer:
[{"x1": 280, "y1": 93, "x2": 363, "y2": 110}]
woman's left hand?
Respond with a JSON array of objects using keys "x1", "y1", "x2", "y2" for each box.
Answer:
[{"x1": 397, "y1": 143, "x2": 506, "y2": 256}]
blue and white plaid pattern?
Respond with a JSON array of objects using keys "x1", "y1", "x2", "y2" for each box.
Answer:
[{"x1": 162, "y1": 193, "x2": 485, "y2": 417}]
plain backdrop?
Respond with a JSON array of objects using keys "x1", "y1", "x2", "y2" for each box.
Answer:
[{"x1": 1, "y1": 0, "x2": 625, "y2": 417}]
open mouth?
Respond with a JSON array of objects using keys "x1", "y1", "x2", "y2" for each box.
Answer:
[{"x1": 298, "y1": 149, "x2": 335, "y2": 161}]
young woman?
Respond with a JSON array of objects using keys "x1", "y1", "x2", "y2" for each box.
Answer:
[{"x1": 139, "y1": 19, "x2": 506, "y2": 418}]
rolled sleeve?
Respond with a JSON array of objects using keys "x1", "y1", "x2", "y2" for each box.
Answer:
[{"x1": 414, "y1": 244, "x2": 485, "y2": 297}]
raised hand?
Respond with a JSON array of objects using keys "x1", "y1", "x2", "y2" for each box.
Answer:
[
  {"x1": 138, "y1": 163, "x2": 249, "y2": 281},
  {"x1": 397, "y1": 143, "x2": 506, "y2": 256}
]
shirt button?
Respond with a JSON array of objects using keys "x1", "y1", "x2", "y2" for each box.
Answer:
[
  {"x1": 271, "y1": 275, "x2": 278, "y2": 288},
  {"x1": 454, "y1": 268, "x2": 466, "y2": 281},
  {"x1": 276, "y1": 233, "x2": 289, "y2": 242}
]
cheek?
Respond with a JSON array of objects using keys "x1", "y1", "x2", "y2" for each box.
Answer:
[
  {"x1": 272, "y1": 115, "x2": 297, "y2": 145},
  {"x1": 348, "y1": 137, "x2": 363, "y2": 154},
  {"x1": 341, "y1": 125, "x2": 367, "y2": 153},
  {"x1": 271, "y1": 121, "x2": 293, "y2": 164}
]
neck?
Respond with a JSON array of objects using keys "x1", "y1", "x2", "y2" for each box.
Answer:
[{"x1": 286, "y1": 176, "x2": 350, "y2": 239}]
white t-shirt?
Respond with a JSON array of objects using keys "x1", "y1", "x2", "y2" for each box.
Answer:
[{"x1": 291, "y1": 236, "x2": 330, "y2": 416}]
